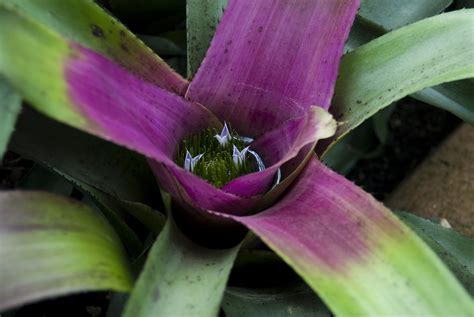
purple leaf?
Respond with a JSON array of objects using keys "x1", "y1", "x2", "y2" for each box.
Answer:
[
  {"x1": 187, "y1": 0, "x2": 359, "y2": 136},
  {"x1": 219, "y1": 157, "x2": 472, "y2": 315},
  {"x1": 66, "y1": 44, "x2": 220, "y2": 168}
]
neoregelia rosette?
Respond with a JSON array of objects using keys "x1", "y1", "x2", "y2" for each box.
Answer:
[{"x1": 0, "y1": 0, "x2": 472, "y2": 316}]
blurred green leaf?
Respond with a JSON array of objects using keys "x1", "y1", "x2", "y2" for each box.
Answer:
[
  {"x1": 223, "y1": 285, "x2": 330, "y2": 317},
  {"x1": 0, "y1": 191, "x2": 132, "y2": 311},
  {"x1": 0, "y1": 76, "x2": 21, "y2": 160},
  {"x1": 359, "y1": 0, "x2": 452, "y2": 30},
  {"x1": 346, "y1": 15, "x2": 385, "y2": 52},
  {"x1": 322, "y1": 120, "x2": 379, "y2": 174},
  {"x1": 139, "y1": 33, "x2": 186, "y2": 57},
  {"x1": 224, "y1": 249, "x2": 331, "y2": 316},
  {"x1": 80, "y1": 181, "x2": 166, "y2": 237},
  {"x1": 324, "y1": 10, "x2": 474, "y2": 156},
  {"x1": 19, "y1": 162, "x2": 165, "y2": 259},
  {"x1": 0, "y1": 0, "x2": 185, "y2": 90},
  {"x1": 9, "y1": 109, "x2": 159, "y2": 205},
  {"x1": 397, "y1": 211, "x2": 474, "y2": 295},
  {"x1": 19, "y1": 164, "x2": 73, "y2": 196},
  {"x1": 186, "y1": 0, "x2": 228, "y2": 78},
  {"x1": 323, "y1": 105, "x2": 395, "y2": 175},
  {"x1": 412, "y1": 79, "x2": 474, "y2": 124},
  {"x1": 79, "y1": 185, "x2": 145, "y2": 259},
  {"x1": 371, "y1": 105, "x2": 396, "y2": 144},
  {"x1": 328, "y1": 0, "x2": 464, "y2": 171},
  {"x1": 123, "y1": 217, "x2": 239, "y2": 317},
  {"x1": 346, "y1": 0, "x2": 473, "y2": 125}
]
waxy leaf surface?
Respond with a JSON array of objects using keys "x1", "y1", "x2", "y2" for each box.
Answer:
[
  {"x1": 397, "y1": 211, "x2": 474, "y2": 294},
  {"x1": 325, "y1": 10, "x2": 474, "y2": 155},
  {"x1": 187, "y1": 0, "x2": 359, "y2": 136},
  {"x1": 186, "y1": 0, "x2": 228, "y2": 78},
  {"x1": 228, "y1": 157, "x2": 473, "y2": 316},
  {"x1": 358, "y1": 0, "x2": 452, "y2": 30},
  {"x1": 346, "y1": 1, "x2": 474, "y2": 125},
  {"x1": 412, "y1": 79, "x2": 474, "y2": 125},
  {"x1": 0, "y1": 76, "x2": 21, "y2": 159},
  {"x1": 10, "y1": 109, "x2": 158, "y2": 204},
  {"x1": 0, "y1": 191, "x2": 132, "y2": 311},
  {"x1": 0, "y1": 0, "x2": 187, "y2": 93},
  {"x1": 223, "y1": 285, "x2": 330, "y2": 317},
  {"x1": 123, "y1": 218, "x2": 239, "y2": 317},
  {"x1": 0, "y1": 5, "x2": 342, "y2": 217}
]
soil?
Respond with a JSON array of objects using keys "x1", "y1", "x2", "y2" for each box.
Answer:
[
  {"x1": 386, "y1": 123, "x2": 474, "y2": 237},
  {"x1": 347, "y1": 97, "x2": 461, "y2": 200}
]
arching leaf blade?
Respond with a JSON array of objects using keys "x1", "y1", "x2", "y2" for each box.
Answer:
[
  {"x1": 325, "y1": 10, "x2": 474, "y2": 156},
  {"x1": 123, "y1": 218, "x2": 239, "y2": 317},
  {"x1": 0, "y1": 191, "x2": 132, "y2": 311},
  {"x1": 0, "y1": 0, "x2": 187, "y2": 93}
]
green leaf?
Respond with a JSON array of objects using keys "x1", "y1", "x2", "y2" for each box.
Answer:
[
  {"x1": 186, "y1": 0, "x2": 228, "y2": 78},
  {"x1": 412, "y1": 79, "x2": 474, "y2": 124},
  {"x1": 234, "y1": 157, "x2": 473, "y2": 316},
  {"x1": 19, "y1": 162, "x2": 165, "y2": 259},
  {"x1": 19, "y1": 164, "x2": 73, "y2": 197},
  {"x1": 397, "y1": 211, "x2": 474, "y2": 295},
  {"x1": 139, "y1": 33, "x2": 186, "y2": 57},
  {"x1": 359, "y1": 0, "x2": 452, "y2": 30},
  {"x1": 345, "y1": 15, "x2": 385, "y2": 52},
  {"x1": 79, "y1": 180, "x2": 166, "y2": 237},
  {"x1": 223, "y1": 285, "x2": 330, "y2": 317},
  {"x1": 371, "y1": 105, "x2": 395, "y2": 144},
  {"x1": 9, "y1": 109, "x2": 158, "y2": 204},
  {"x1": 0, "y1": 0, "x2": 187, "y2": 92},
  {"x1": 223, "y1": 250, "x2": 331, "y2": 317},
  {"x1": 322, "y1": 120, "x2": 379, "y2": 175},
  {"x1": 0, "y1": 191, "x2": 132, "y2": 311},
  {"x1": 0, "y1": 76, "x2": 21, "y2": 160},
  {"x1": 324, "y1": 10, "x2": 474, "y2": 156},
  {"x1": 123, "y1": 218, "x2": 239, "y2": 317},
  {"x1": 346, "y1": 1, "x2": 473, "y2": 125}
]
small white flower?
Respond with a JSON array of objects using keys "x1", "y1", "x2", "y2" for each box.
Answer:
[
  {"x1": 235, "y1": 136, "x2": 254, "y2": 144},
  {"x1": 248, "y1": 149, "x2": 265, "y2": 172},
  {"x1": 184, "y1": 150, "x2": 204, "y2": 172},
  {"x1": 232, "y1": 145, "x2": 250, "y2": 167},
  {"x1": 214, "y1": 122, "x2": 232, "y2": 146}
]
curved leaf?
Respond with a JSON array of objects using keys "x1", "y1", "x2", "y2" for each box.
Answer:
[
  {"x1": 0, "y1": 6, "x2": 220, "y2": 208},
  {"x1": 186, "y1": 0, "x2": 228, "y2": 78},
  {"x1": 224, "y1": 249, "x2": 331, "y2": 317},
  {"x1": 358, "y1": 0, "x2": 452, "y2": 30},
  {"x1": 412, "y1": 79, "x2": 474, "y2": 124},
  {"x1": 187, "y1": 0, "x2": 359, "y2": 136},
  {"x1": 0, "y1": 76, "x2": 21, "y2": 159},
  {"x1": 123, "y1": 218, "x2": 239, "y2": 317},
  {"x1": 223, "y1": 285, "x2": 330, "y2": 317},
  {"x1": 0, "y1": 191, "x2": 132, "y2": 311},
  {"x1": 0, "y1": 0, "x2": 187, "y2": 93},
  {"x1": 9, "y1": 109, "x2": 158, "y2": 204},
  {"x1": 397, "y1": 211, "x2": 474, "y2": 295},
  {"x1": 230, "y1": 157, "x2": 473, "y2": 316},
  {"x1": 346, "y1": 2, "x2": 473, "y2": 125},
  {"x1": 324, "y1": 10, "x2": 474, "y2": 155}
]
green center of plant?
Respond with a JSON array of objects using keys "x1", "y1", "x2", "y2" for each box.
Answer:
[{"x1": 175, "y1": 124, "x2": 264, "y2": 188}]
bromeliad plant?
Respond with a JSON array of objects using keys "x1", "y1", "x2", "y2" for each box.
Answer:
[{"x1": 0, "y1": 0, "x2": 473, "y2": 316}]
